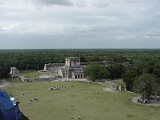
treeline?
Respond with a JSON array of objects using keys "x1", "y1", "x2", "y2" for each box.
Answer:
[{"x1": 0, "y1": 49, "x2": 160, "y2": 80}]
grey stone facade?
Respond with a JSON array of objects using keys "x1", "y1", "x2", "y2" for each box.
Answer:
[
  {"x1": 44, "y1": 63, "x2": 65, "y2": 72},
  {"x1": 44, "y1": 57, "x2": 84, "y2": 79}
]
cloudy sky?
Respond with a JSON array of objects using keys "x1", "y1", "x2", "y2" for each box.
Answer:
[{"x1": 0, "y1": 0, "x2": 160, "y2": 49}]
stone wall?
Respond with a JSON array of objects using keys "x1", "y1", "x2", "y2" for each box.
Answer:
[
  {"x1": 20, "y1": 70, "x2": 36, "y2": 72},
  {"x1": 44, "y1": 63, "x2": 65, "y2": 71},
  {"x1": 19, "y1": 76, "x2": 59, "y2": 82}
]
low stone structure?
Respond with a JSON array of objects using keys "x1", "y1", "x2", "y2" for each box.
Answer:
[
  {"x1": 21, "y1": 77, "x2": 58, "y2": 82},
  {"x1": 105, "y1": 80, "x2": 126, "y2": 91},
  {"x1": 44, "y1": 63, "x2": 65, "y2": 72}
]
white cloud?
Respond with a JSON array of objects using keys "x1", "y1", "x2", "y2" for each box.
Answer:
[
  {"x1": 30, "y1": 0, "x2": 73, "y2": 6},
  {"x1": 0, "y1": 0, "x2": 160, "y2": 49},
  {"x1": 1, "y1": 25, "x2": 15, "y2": 31},
  {"x1": 74, "y1": 0, "x2": 86, "y2": 7},
  {"x1": 92, "y1": 1, "x2": 109, "y2": 8}
]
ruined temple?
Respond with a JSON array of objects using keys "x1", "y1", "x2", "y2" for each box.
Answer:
[
  {"x1": 44, "y1": 57, "x2": 84, "y2": 79},
  {"x1": 9, "y1": 67, "x2": 20, "y2": 77}
]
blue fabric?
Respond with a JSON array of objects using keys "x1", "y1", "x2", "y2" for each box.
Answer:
[
  {"x1": 0, "y1": 90, "x2": 21, "y2": 120},
  {"x1": 0, "y1": 91, "x2": 10, "y2": 103}
]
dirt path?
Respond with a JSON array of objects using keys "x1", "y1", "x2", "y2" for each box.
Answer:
[
  {"x1": 103, "y1": 88, "x2": 116, "y2": 92},
  {"x1": 0, "y1": 79, "x2": 23, "y2": 88},
  {"x1": 0, "y1": 79, "x2": 13, "y2": 88}
]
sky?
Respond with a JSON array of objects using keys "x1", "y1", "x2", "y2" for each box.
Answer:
[{"x1": 0, "y1": 0, "x2": 160, "y2": 49}]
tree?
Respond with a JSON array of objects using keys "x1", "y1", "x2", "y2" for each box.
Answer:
[
  {"x1": 107, "y1": 64, "x2": 126, "y2": 80},
  {"x1": 84, "y1": 63, "x2": 110, "y2": 81},
  {"x1": 153, "y1": 63, "x2": 160, "y2": 78},
  {"x1": 133, "y1": 74, "x2": 157, "y2": 99},
  {"x1": 155, "y1": 78, "x2": 160, "y2": 96},
  {"x1": 123, "y1": 70, "x2": 138, "y2": 91}
]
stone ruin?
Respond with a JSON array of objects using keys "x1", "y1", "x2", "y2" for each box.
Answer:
[
  {"x1": 44, "y1": 63, "x2": 65, "y2": 72},
  {"x1": 105, "y1": 80, "x2": 126, "y2": 91},
  {"x1": 9, "y1": 67, "x2": 20, "y2": 78},
  {"x1": 9, "y1": 57, "x2": 109, "y2": 83},
  {"x1": 44, "y1": 57, "x2": 84, "y2": 79}
]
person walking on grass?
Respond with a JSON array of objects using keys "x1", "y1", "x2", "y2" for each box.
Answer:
[{"x1": 78, "y1": 115, "x2": 82, "y2": 120}]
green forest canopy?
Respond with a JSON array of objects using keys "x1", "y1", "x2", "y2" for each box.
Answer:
[{"x1": 0, "y1": 49, "x2": 160, "y2": 80}]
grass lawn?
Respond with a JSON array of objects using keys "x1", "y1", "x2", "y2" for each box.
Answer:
[
  {"x1": 20, "y1": 71, "x2": 40, "y2": 78},
  {"x1": 2, "y1": 81, "x2": 160, "y2": 120},
  {"x1": 116, "y1": 82, "x2": 126, "y2": 86},
  {"x1": 20, "y1": 71, "x2": 58, "y2": 78}
]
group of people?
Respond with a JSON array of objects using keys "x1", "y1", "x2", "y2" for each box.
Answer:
[
  {"x1": 137, "y1": 98, "x2": 150, "y2": 104},
  {"x1": 29, "y1": 98, "x2": 38, "y2": 103},
  {"x1": 48, "y1": 86, "x2": 61, "y2": 90},
  {"x1": 47, "y1": 84, "x2": 75, "y2": 91}
]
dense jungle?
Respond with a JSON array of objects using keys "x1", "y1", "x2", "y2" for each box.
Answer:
[{"x1": 0, "y1": 49, "x2": 159, "y2": 80}]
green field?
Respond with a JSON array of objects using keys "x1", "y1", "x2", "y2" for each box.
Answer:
[
  {"x1": 2, "y1": 81, "x2": 160, "y2": 120},
  {"x1": 20, "y1": 71, "x2": 58, "y2": 78}
]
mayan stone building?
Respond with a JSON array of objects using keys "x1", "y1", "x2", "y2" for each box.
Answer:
[{"x1": 44, "y1": 57, "x2": 84, "y2": 79}]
